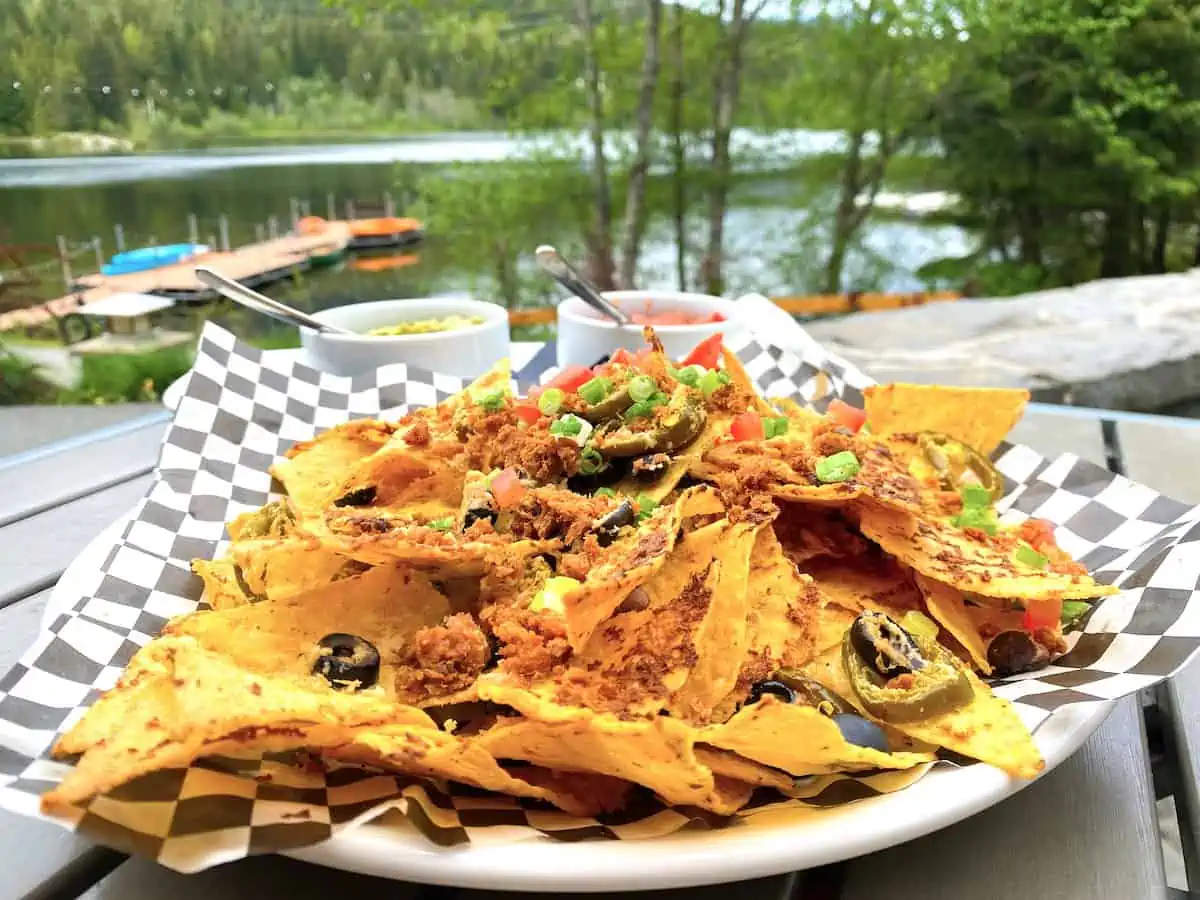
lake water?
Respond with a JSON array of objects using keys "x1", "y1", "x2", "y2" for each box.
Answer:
[{"x1": 0, "y1": 130, "x2": 971, "y2": 339}]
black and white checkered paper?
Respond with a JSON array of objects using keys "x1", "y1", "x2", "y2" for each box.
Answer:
[{"x1": 1, "y1": 320, "x2": 1199, "y2": 874}]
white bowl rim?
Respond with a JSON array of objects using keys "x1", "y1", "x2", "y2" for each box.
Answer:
[
  {"x1": 306, "y1": 297, "x2": 508, "y2": 343},
  {"x1": 557, "y1": 290, "x2": 742, "y2": 331}
]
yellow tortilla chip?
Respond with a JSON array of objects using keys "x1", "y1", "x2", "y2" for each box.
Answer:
[
  {"x1": 864, "y1": 383, "x2": 1029, "y2": 456},
  {"x1": 668, "y1": 521, "x2": 760, "y2": 723},
  {"x1": 857, "y1": 501, "x2": 1116, "y2": 600},
  {"x1": 165, "y1": 564, "x2": 458, "y2": 703},
  {"x1": 474, "y1": 701, "x2": 755, "y2": 814},
  {"x1": 916, "y1": 574, "x2": 992, "y2": 674},
  {"x1": 803, "y1": 646, "x2": 1043, "y2": 778},
  {"x1": 802, "y1": 554, "x2": 923, "y2": 617},
  {"x1": 557, "y1": 489, "x2": 696, "y2": 652},
  {"x1": 44, "y1": 637, "x2": 426, "y2": 812},
  {"x1": 702, "y1": 696, "x2": 933, "y2": 777},
  {"x1": 270, "y1": 419, "x2": 396, "y2": 516}
]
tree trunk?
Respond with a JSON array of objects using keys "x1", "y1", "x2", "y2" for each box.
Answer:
[
  {"x1": 669, "y1": 2, "x2": 688, "y2": 291},
  {"x1": 700, "y1": 0, "x2": 757, "y2": 296},
  {"x1": 617, "y1": 0, "x2": 663, "y2": 289},
  {"x1": 823, "y1": 127, "x2": 867, "y2": 294},
  {"x1": 1099, "y1": 206, "x2": 1132, "y2": 278},
  {"x1": 577, "y1": 0, "x2": 616, "y2": 291},
  {"x1": 1151, "y1": 204, "x2": 1170, "y2": 274}
]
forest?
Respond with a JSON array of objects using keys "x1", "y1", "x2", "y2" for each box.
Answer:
[{"x1": 3, "y1": 0, "x2": 1200, "y2": 299}]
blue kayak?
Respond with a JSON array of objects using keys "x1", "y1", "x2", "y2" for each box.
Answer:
[{"x1": 102, "y1": 243, "x2": 209, "y2": 277}]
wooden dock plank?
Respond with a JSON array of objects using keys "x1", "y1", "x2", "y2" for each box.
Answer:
[{"x1": 0, "y1": 223, "x2": 357, "y2": 332}]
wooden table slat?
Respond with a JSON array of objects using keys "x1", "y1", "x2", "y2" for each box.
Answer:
[
  {"x1": 841, "y1": 698, "x2": 1166, "y2": 900},
  {"x1": 0, "y1": 475, "x2": 152, "y2": 610},
  {"x1": 0, "y1": 417, "x2": 167, "y2": 529}
]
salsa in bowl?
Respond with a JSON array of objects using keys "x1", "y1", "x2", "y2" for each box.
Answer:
[{"x1": 557, "y1": 290, "x2": 744, "y2": 367}]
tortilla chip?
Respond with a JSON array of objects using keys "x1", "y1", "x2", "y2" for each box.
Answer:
[
  {"x1": 803, "y1": 646, "x2": 1043, "y2": 778},
  {"x1": 856, "y1": 502, "x2": 1116, "y2": 600},
  {"x1": 702, "y1": 696, "x2": 933, "y2": 776},
  {"x1": 270, "y1": 419, "x2": 396, "y2": 515},
  {"x1": 191, "y1": 557, "x2": 256, "y2": 611},
  {"x1": 491, "y1": 517, "x2": 734, "y2": 721},
  {"x1": 802, "y1": 554, "x2": 923, "y2": 617},
  {"x1": 916, "y1": 574, "x2": 992, "y2": 674},
  {"x1": 303, "y1": 507, "x2": 557, "y2": 573},
  {"x1": 668, "y1": 521, "x2": 760, "y2": 723},
  {"x1": 864, "y1": 383, "x2": 1029, "y2": 456},
  {"x1": 475, "y1": 705, "x2": 755, "y2": 814},
  {"x1": 558, "y1": 489, "x2": 698, "y2": 651},
  {"x1": 165, "y1": 564, "x2": 455, "y2": 702},
  {"x1": 44, "y1": 637, "x2": 426, "y2": 812},
  {"x1": 773, "y1": 503, "x2": 870, "y2": 566},
  {"x1": 226, "y1": 537, "x2": 369, "y2": 605}
]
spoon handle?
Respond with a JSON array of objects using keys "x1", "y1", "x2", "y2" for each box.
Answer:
[
  {"x1": 194, "y1": 266, "x2": 353, "y2": 335},
  {"x1": 535, "y1": 246, "x2": 632, "y2": 326}
]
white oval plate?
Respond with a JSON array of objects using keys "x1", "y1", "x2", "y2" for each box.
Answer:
[{"x1": 48, "y1": 513, "x2": 1112, "y2": 892}]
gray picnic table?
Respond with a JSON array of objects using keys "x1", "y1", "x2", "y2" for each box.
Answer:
[{"x1": 2, "y1": 401, "x2": 1197, "y2": 900}]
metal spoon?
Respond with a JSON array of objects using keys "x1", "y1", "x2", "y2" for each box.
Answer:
[
  {"x1": 194, "y1": 266, "x2": 354, "y2": 335},
  {"x1": 535, "y1": 245, "x2": 632, "y2": 326}
]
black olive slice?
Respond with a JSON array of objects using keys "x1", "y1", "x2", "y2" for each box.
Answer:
[
  {"x1": 746, "y1": 679, "x2": 796, "y2": 705},
  {"x1": 313, "y1": 633, "x2": 380, "y2": 690},
  {"x1": 987, "y1": 629, "x2": 1048, "y2": 676},
  {"x1": 632, "y1": 453, "x2": 672, "y2": 483},
  {"x1": 566, "y1": 457, "x2": 630, "y2": 495},
  {"x1": 333, "y1": 486, "x2": 377, "y2": 508},
  {"x1": 594, "y1": 499, "x2": 637, "y2": 547},
  {"x1": 849, "y1": 611, "x2": 926, "y2": 678}
]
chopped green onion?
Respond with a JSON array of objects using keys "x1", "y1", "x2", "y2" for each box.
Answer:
[
  {"x1": 579, "y1": 376, "x2": 612, "y2": 405},
  {"x1": 476, "y1": 388, "x2": 506, "y2": 411},
  {"x1": 538, "y1": 387, "x2": 565, "y2": 416},
  {"x1": 628, "y1": 375, "x2": 657, "y2": 402},
  {"x1": 428, "y1": 517, "x2": 455, "y2": 532},
  {"x1": 717, "y1": 371, "x2": 732, "y2": 385},
  {"x1": 594, "y1": 487, "x2": 617, "y2": 498},
  {"x1": 1015, "y1": 542, "x2": 1049, "y2": 570},
  {"x1": 960, "y1": 483, "x2": 992, "y2": 510},
  {"x1": 550, "y1": 414, "x2": 584, "y2": 437},
  {"x1": 815, "y1": 451, "x2": 861, "y2": 483},
  {"x1": 647, "y1": 391, "x2": 669, "y2": 407},
  {"x1": 635, "y1": 493, "x2": 659, "y2": 521},
  {"x1": 1061, "y1": 600, "x2": 1091, "y2": 626},
  {"x1": 763, "y1": 416, "x2": 790, "y2": 439},
  {"x1": 578, "y1": 446, "x2": 604, "y2": 475},
  {"x1": 624, "y1": 400, "x2": 656, "y2": 420},
  {"x1": 900, "y1": 610, "x2": 939, "y2": 642},
  {"x1": 698, "y1": 370, "x2": 724, "y2": 397},
  {"x1": 670, "y1": 365, "x2": 706, "y2": 387},
  {"x1": 951, "y1": 506, "x2": 998, "y2": 535}
]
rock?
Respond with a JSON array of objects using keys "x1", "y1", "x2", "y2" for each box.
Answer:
[{"x1": 803, "y1": 270, "x2": 1200, "y2": 412}]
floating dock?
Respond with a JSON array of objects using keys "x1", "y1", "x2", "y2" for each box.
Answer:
[{"x1": 1, "y1": 221, "x2": 422, "y2": 333}]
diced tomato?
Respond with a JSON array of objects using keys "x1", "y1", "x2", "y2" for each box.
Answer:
[
  {"x1": 1022, "y1": 596, "x2": 1062, "y2": 632},
  {"x1": 545, "y1": 365, "x2": 593, "y2": 393},
  {"x1": 730, "y1": 411, "x2": 765, "y2": 442},
  {"x1": 490, "y1": 467, "x2": 525, "y2": 508},
  {"x1": 827, "y1": 399, "x2": 867, "y2": 433},
  {"x1": 513, "y1": 403, "x2": 541, "y2": 425},
  {"x1": 607, "y1": 348, "x2": 636, "y2": 367},
  {"x1": 1019, "y1": 518, "x2": 1057, "y2": 550},
  {"x1": 681, "y1": 333, "x2": 724, "y2": 369}
]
